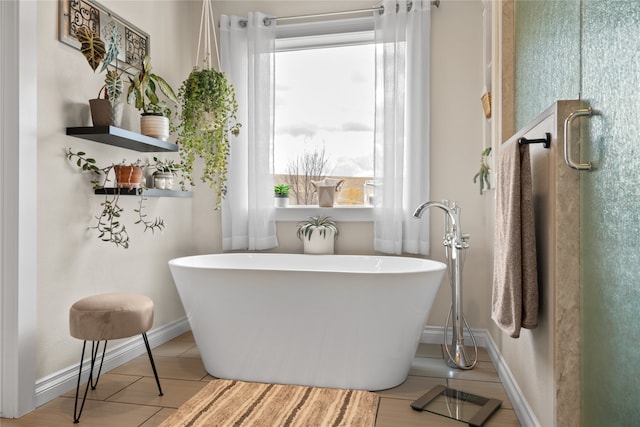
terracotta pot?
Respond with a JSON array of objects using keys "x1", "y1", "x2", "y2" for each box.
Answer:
[
  {"x1": 140, "y1": 114, "x2": 169, "y2": 141},
  {"x1": 89, "y1": 99, "x2": 124, "y2": 127},
  {"x1": 114, "y1": 165, "x2": 143, "y2": 189}
]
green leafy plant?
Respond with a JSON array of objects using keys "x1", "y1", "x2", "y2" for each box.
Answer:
[
  {"x1": 66, "y1": 148, "x2": 165, "y2": 249},
  {"x1": 296, "y1": 215, "x2": 339, "y2": 242},
  {"x1": 473, "y1": 147, "x2": 492, "y2": 195},
  {"x1": 274, "y1": 184, "x2": 291, "y2": 197},
  {"x1": 126, "y1": 55, "x2": 179, "y2": 117},
  {"x1": 152, "y1": 156, "x2": 182, "y2": 175},
  {"x1": 76, "y1": 25, "x2": 124, "y2": 104},
  {"x1": 176, "y1": 67, "x2": 241, "y2": 208}
]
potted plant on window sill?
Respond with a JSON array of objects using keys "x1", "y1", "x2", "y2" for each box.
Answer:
[
  {"x1": 76, "y1": 25, "x2": 125, "y2": 127},
  {"x1": 296, "y1": 215, "x2": 339, "y2": 254},
  {"x1": 67, "y1": 149, "x2": 165, "y2": 249},
  {"x1": 126, "y1": 55, "x2": 179, "y2": 141},
  {"x1": 274, "y1": 184, "x2": 291, "y2": 207},
  {"x1": 176, "y1": 65, "x2": 241, "y2": 208}
]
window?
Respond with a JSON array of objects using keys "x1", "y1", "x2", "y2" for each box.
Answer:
[{"x1": 274, "y1": 21, "x2": 375, "y2": 207}]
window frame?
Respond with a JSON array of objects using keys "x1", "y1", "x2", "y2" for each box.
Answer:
[{"x1": 274, "y1": 17, "x2": 375, "y2": 222}]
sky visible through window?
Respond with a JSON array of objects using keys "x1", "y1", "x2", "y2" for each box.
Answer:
[{"x1": 274, "y1": 43, "x2": 375, "y2": 177}]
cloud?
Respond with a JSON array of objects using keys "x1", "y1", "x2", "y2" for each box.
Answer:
[
  {"x1": 329, "y1": 155, "x2": 374, "y2": 177},
  {"x1": 277, "y1": 124, "x2": 319, "y2": 138},
  {"x1": 342, "y1": 121, "x2": 374, "y2": 132}
]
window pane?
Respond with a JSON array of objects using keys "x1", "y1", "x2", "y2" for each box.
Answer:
[{"x1": 274, "y1": 43, "x2": 374, "y2": 206}]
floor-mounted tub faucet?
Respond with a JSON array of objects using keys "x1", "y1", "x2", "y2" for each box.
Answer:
[{"x1": 413, "y1": 200, "x2": 477, "y2": 370}]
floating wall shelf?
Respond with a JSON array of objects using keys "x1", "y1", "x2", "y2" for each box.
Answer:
[
  {"x1": 95, "y1": 188, "x2": 192, "y2": 198},
  {"x1": 67, "y1": 126, "x2": 191, "y2": 198},
  {"x1": 66, "y1": 126, "x2": 179, "y2": 152}
]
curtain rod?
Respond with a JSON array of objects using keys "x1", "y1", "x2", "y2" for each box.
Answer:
[{"x1": 268, "y1": 1, "x2": 439, "y2": 24}]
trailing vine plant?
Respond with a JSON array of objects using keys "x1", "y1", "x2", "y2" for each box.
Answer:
[
  {"x1": 473, "y1": 147, "x2": 492, "y2": 195},
  {"x1": 67, "y1": 148, "x2": 165, "y2": 248},
  {"x1": 176, "y1": 65, "x2": 241, "y2": 208}
]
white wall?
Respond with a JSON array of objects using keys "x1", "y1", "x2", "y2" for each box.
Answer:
[{"x1": 28, "y1": 0, "x2": 490, "y2": 407}]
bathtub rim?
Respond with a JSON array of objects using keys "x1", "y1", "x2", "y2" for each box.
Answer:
[{"x1": 168, "y1": 252, "x2": 446, "y2": 275}]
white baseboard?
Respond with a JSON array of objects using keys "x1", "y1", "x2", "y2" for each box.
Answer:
[
  {"x1": 421, "y1": 325, "x2": 540, "y2": 427},
  {"x1": 34, "y1": 317, "x2": 190, "y2": 408}
]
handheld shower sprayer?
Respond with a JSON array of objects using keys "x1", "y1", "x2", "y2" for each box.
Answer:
[{"x1": 413, "y1": 200, "x2": 477, "y2": 370}]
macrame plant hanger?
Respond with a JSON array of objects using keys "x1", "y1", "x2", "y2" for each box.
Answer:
[{"x1": 195, "y1": 0, "x2": 220, "y2": 71}]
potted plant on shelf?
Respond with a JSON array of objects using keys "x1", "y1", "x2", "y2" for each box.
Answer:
[
  {"x1": 151, "y1": 156, "x2": 182, "y2": 190},
  {"x1": 114, "y1": 159, "x2": 144, "y2": 189},
  {"x1": 76, "y1": 25, "x2": 125, "y2": 127},
  {"x1": 176, "y1": 66, "x2": 241, "y2": 209},
  {"x1": 67, "y1": 148, "x2": 165, "y2": 249},
  {"x1": 296, "y1": 215, "x2": 339, "y2": 255},
  {"x1": 274, "y1": 184, "x2": 291, "y2": 207},
  {"x1": 126, "y1": 55, "x2": 179, "y2": 141}
]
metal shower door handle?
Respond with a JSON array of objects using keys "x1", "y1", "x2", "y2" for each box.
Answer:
[{"x1": 563, "y1": 108, "x2": 593, "y2": 170}]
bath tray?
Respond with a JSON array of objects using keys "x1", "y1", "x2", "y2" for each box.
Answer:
[{"x1": 410, "y1": 385, "x2": 502, "y2": 426}]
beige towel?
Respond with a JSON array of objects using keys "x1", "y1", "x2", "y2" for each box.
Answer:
[{"x1": 492, "y1": 140, "x2": 539, "y2": 338}]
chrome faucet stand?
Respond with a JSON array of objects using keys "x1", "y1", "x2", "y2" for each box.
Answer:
[{"x1": 413, "y1": 200, "x2": 477, "y2": 370}]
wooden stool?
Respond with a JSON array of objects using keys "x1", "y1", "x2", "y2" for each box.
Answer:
[{"x1": 69, "y1": 293, "x2": 163, "y2": 423}]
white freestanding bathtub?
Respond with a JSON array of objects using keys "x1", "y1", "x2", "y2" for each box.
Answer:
[{"x1": 168, "y1": 253, "x2": 446, "y2": 391}]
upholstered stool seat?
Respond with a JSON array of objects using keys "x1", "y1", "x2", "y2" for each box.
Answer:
[
  {"x1": 70, "y1": 292, "x2": 154, "y2": 340},
  {"x1": 69, "y1": 293, "x2": 163, "y2": 423}
]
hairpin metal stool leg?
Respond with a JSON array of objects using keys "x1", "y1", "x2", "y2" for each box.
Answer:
[
  {"x1": 142, "y1": 332, "x2": 163, "y2": 396},
  {"x1": 73, "y1": 340, "x2": 108, "y2": 424},
  {"x1": 72, "y1": 335, "x2": 163, "y2": 423}
]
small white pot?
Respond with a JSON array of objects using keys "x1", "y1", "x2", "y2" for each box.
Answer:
[
  {"x1": 153, "y1": 172, "x2": 175, "y2": 190},
  {"x1": 303, "y1": 229, "x2": 335, "y2": 254},
  {"x1": 274, "y1": 196, "x2": 289, "y2": 207},
  {"x1": 140, "y1": 114, "x2": 169, "y2": 141}
]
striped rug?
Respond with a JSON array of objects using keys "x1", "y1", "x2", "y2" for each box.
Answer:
[{"x1": 159, "y1": 379, "x2": 380, "y2": 427}]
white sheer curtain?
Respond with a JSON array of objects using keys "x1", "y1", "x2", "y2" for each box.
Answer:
[
  {"x1": 220, "y1": 13, "x2": 278, "y2": 250},
  {"x1": 374, "y1": 0, "x2": 431, "y2": 255}
]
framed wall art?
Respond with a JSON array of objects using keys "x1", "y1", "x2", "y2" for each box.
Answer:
[{"x1": 59, "y1": 0, "x2": 150, "y2": 73}]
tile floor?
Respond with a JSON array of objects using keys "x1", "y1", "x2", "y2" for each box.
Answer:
[{"x1": 1, "y1": 332, "x2": 521, "y2": 426}]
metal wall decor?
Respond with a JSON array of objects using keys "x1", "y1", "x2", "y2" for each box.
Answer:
[{"x1": 59, "y1": 0, "x2": 150, "y2": 72}]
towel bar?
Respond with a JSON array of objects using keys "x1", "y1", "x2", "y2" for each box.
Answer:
[{"x1": 518, "y1": 133, "x2": 551, "y2": 149}]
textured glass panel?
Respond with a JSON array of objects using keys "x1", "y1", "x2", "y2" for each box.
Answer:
[
  {"x1": 515, "y1": 0, "x2": 640, "y2": 423},
  {"x1": 514, "y1": 0, "x2": 581, "y2": 130},
  {"x1": 581, "y1": 1, "x2": 640, "y2": 425}
]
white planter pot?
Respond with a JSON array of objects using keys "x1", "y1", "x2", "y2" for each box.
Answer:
[
  {"x1": 153, "y1": 172, "x2": 175, "y2": 190},
  {"x1": 140, "y1": 114, "x2": 169, "y2": 141},
  {"x1": 303, "y1": 229, "x2": 335, "y2": 254},
  {"x1": 274, "y1": 196, "x2": 289, "y2": 207}
]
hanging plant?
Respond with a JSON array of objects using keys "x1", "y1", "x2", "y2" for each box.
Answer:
[{"x1": 176, "y1": 67, "x2": 241, "y2": 208}]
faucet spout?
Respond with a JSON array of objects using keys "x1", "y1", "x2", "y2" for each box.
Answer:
[{"x1": 413, "y1": 201, "x2": 457, "y2": 232}]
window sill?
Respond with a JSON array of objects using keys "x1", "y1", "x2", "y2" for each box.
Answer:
[{"x1": 275, "y1": 205, "x2": 373, "y2": 222}]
